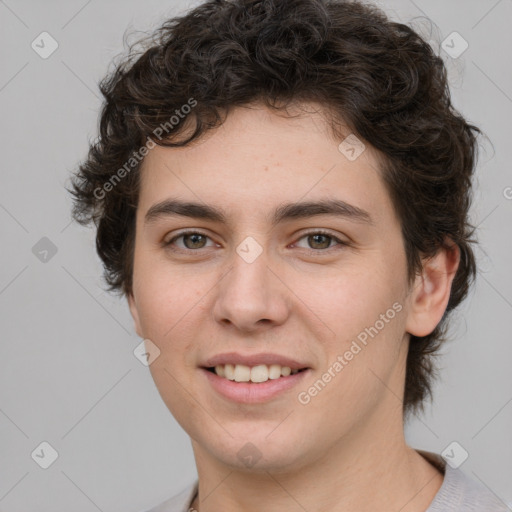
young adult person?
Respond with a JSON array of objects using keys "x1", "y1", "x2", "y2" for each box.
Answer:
[{"x1": 71, "y1": 1, "x2": 507, "y2": 510}]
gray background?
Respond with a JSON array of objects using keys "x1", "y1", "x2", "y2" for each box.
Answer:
[{"x1": 0, "y1": 0, "x2": 511, "y2": 511}]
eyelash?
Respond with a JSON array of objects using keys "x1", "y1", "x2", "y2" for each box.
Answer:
[{"x1": 163, "y1": 229, "x2": 347, "y2": 253}]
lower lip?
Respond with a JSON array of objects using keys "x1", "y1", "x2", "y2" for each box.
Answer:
[{"x1": 201, "y1": 368, "x2": 310, "y2": 404}]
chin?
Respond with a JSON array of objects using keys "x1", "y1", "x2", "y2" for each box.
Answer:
[{"x1": 197, "y1": 430, "x2": 314, "y2": 474}]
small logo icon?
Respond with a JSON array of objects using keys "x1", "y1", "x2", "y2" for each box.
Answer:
[
  {"x1": 441, "y1": 441, "x2": 469, "y2": 469},
  {"x1": 32, "y1": 237, "x2": 58, "y2": 263},
  {"x1": 134, "y1": 339, "x2": 161, "y2": 366},
  {"x1": 236, "y1": 236, "x2": 263, "y2": 263},
  {"x1": 31, "y1": 32, "x2": 59, "y2": 59},
  {"x1": 338, "y1": 134, "x2": 366, "y2": 161},
  {"x1": 237, "y1": 442, "x2": 263, "y2": 468},
  {"x1": 31, "y1": 441, "x2": 59, "y2": 469},
  {"x1": 441, "y1": 32, "x2": 469, "y2": 59}
]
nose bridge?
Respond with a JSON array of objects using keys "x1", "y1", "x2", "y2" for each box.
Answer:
[
  {"x1": 231, "y1": 244, "x2": 270, "y2": 293},
  {"x1": 212, "y1": 239, "x2": 289, "y2": 329}
]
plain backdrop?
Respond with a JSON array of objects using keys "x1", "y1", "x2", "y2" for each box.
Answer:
[{"x1": 0, "y1": 0, "x2": 511, "y2": 511}]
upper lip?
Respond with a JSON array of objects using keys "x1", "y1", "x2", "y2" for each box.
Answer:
[{"x1": 201, "y1": 352, "x2": 311, "y2": 370}]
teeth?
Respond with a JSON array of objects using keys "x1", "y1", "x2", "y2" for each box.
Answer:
[
  {"x1": 234, "y1": 364, "x2": 251, "y2": 382},
  {"x1": 212, "y1": 363, "x2": 303, "y2": 383},
  {"x1": 250, "y1": 364, "x2": 268, "y2": 383},
  {"x1": 268, "y1": 364, "x2": 282, "y2": 380},
  {"x1": 224, "y1": 364, "x2": 235, "y2": 380},
  {"x1": 281, "y1": 366, "x2": 291, "y2": 377}
]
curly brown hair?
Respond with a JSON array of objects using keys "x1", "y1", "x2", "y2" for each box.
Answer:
[{"x1": 70, "y1": 0, "x2": 481, "y2": 417}]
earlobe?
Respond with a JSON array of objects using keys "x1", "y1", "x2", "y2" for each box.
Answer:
[
  {"x1": 127, "y1": 292, "x2": 143, "y2": 338},
  {"x1": 405, "y1": 242, "x2": 460, "y2": 338}
]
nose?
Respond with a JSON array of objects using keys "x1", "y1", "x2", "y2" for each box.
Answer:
[{"x1": 212, "y1": 246, "x2": 290, "y2": 333}]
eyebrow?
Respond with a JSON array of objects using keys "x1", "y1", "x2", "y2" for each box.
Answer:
[{"x1": 144, "y1": 198, "x2": 372, "y2": 226}]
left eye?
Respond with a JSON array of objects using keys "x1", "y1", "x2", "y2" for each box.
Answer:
[{"x1": 294, "y1": 232, "x2": 343, "y2": 250}]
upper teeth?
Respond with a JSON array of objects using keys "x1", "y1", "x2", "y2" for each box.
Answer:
[{"x1": 214, "y1": 364, "x2": 300, "y2": 383}]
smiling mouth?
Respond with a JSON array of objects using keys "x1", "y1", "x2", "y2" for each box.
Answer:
[{"x1": 205, "y1": 363, "x2": 309, "y2": 383}]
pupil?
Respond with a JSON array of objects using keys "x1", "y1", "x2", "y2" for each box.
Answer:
[
  {"x1": 185, "y1": 234, "x2": 206, "y2": 249},
  {"x1": 309, "y1": 234, "x2": 330, "y2": 249}
]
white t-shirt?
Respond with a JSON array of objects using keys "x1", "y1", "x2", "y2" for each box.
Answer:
[{"x1": 141, "y1": 450, "x2": 510, "y2": 512}]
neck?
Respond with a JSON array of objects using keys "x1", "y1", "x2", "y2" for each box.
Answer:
[{"x1": 190, "y1": 408, "x2": 443, "y2": 512}]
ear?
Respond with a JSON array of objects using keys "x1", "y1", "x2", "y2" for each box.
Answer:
[
  {"x1": 127, "y1": 292, "x2": 143, "y2": 338},
  {"x1": 405, "y1": 241, "x2": 460, "y2": 338}
]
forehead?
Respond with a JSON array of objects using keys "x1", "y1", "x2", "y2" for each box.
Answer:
[{"x1": 137, "y1": 104, "x2": 394, "y2": 225}]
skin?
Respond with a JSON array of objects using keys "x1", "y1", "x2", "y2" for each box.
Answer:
[{"x1": 128, "y1": 102, "x2": 459, "y2": 512}]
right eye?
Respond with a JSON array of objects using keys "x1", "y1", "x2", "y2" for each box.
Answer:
[{"x1": 164, "y1": 231, "x2": 216, "y2": 251}]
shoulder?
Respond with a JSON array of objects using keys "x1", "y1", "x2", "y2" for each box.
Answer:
[
  {"x1": 418, "y1": 450, "x2": 510, "y2": 512},
  {"x1": 139, "y1": 481, "x2": 198, "y2": 512}
]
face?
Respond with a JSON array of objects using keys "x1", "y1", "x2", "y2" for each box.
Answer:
[{"x1": 128, "y1": 103, "x2": 420, "y2": 472}]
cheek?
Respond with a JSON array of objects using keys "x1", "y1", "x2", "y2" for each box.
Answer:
[
  {"x1": 299, "y1": 255, "x2": 408, "y2": 397},
  {"x1": 132, "y1": 263, "x2": 210, "y2": 423},
  {"x1": 131, "y1": 256, "x2": 220, "y2": 401},
  {"x1": 305, "y1": 258, "x2": 406, "y2": 341},
  {"x1": 146, "y1": 362, "x2": 205, "y2": 439},
  {"x1": 132, "y1": 252, "x2": 208, "y2": 339}
]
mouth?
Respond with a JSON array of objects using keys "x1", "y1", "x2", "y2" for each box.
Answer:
[
  {"x1": 204, "y1": 363, "x2": 309, "y2": 383},
  {"x1": 200, "y1": 363, "x2": 311, "y2": 404}
]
